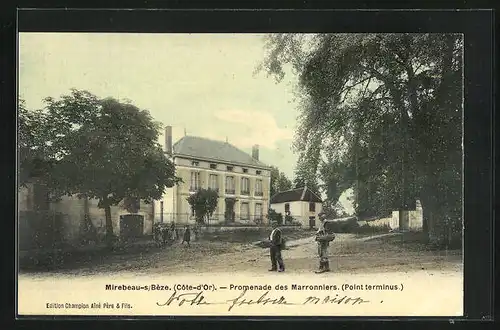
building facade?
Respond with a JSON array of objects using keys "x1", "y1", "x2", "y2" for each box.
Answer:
[
  {"x1": 155, "y1": 126, "x2": 272, "y2": 225},
  {"x1": 270, "y1": 187, "x2": 323, "y2": 229},
  {"x1": 18, "y1": 181, "x2": 154, "y2": 250}
]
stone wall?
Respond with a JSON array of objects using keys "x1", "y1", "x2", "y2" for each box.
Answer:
[
  {"x1": 390, "y1": 201, "x2": 423, "y2": 231},
  {"x1": 18, "y1": 184, "x2": 154, "y2": 249},
  {"x1": 200, "y1": 224, "x2": 302, "y2": 234}
]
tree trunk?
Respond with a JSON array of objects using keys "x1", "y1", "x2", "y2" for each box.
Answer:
[
  {"x1": 421, "y1": 202, "x2": 429, "y2": 234},
  {"x1": 79, "y1": 196, "x2": 95, "y2": 245},
  {"x1": 102, "y1": 198, "x2": 114, "y2": 246},
  {"x1": 421, "y1": 195, "x2": 446, "y2": 246},
  {"x1": 419, "y1": 194, "x2": 430, "y2": 234},
  {"x1": 420, "y1": 189, "x2": 438, "y2": 244}
]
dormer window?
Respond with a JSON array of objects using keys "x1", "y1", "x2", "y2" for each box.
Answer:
[
  {"x1": 192, "y1": 161, "x2": 199, "y2": 166},
  {"x1": 227, "y1": 166, "x2": 233, "y2": 171}
]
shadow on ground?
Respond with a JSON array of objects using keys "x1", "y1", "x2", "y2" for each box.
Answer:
[{"x1": 18, "y1": 230, "x2": 462, "y2": 276}]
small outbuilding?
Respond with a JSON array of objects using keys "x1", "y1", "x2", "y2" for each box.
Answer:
[{"x1": 270, "y1": 186, "x2": 323, "y2": 229}]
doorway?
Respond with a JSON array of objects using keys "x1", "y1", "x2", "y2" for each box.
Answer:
[
  {"x1": 399, "y1": 210, "x2": 410, "y2": 231},
  {"x1": 225, "y1": 198, "x2": 236, "y2": 222},
  {"x1": 309, "y1": 216, "x2": 316, "y2": 229}
]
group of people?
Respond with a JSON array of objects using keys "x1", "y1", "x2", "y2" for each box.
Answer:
[
  {"x1": 154, "y1": 221, "x2": 193, "y2": 247},
  {"x1": 267, "y1": 212, "x2": 333, "y2": 274}
]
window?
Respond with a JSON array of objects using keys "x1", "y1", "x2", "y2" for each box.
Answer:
[
  {"x1": 226, "y1": 166, "x2": 233, "y2": 171},
  {"x1": 192, "y1": 161, "x2": 199, "y2": 166},
  {"x1": 309, "y1": 202, "x2": 316, "y2": 212},
  {"x1": 255, "y1": 179, "x2": 263, "y2": 196},
  {"x1": 255, "y1": 203, "x2": 263, "y2": 221},
  {"x1": 240, "y1": 202, "x2": 250, "y2": 220},
  {"x1": 309, "y1": 216, "x2": 316, "y2": 229},
  {"x1": 241, "y1": 177, "x2": 250, "y2": 195},
  {"x1": 242, "y1": 168, "x2": 248, "y2": 173},
  {"x1": 190, "y1": 171, "x2": 200, "y2": 191},
  {"x1": 284, "y1": 203, "x2": 290, "y2": 215},
  {"x1": 210, "y1": 163, "x2": 217, "y2": 169},
  {"x1": 209, "y1": 174, "x2": 219, "y2": 191},
  {"x1": 225, "y1": 176, "x2": 235, "y2": 194},
  {"x1": 256, "y1": 170, "x2": 262, "y2": 175},
  {"x1": 191, "y1": 206, "x2": 196, "y2": 217}
]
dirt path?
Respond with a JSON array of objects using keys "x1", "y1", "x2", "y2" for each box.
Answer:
[
  {"x1": 20, "y1": 232, "x2": 462, "y2": 277},
  {"x1": 134, "y1": 233, "x2": 462, "y2": 276}
]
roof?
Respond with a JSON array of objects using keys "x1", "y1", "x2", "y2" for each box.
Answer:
[
  {"x1": 270, "y1": 186, "x2": 323, "y2": 204},
  {"x1": 173, "y1": 135, "x2": 270, "y2": 169}
]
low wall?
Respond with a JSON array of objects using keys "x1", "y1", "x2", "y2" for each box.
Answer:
[
  {"x1": 200, "y1": 225, "x2": 302, "y2": 234},
  {"x1": 357, "y1": 217, "x2": 392, "y2": 228},
  {"x1": 391, "y1": 210, "x2": 423, "y2": 231},
  {"x1": 357, "y1": 211, "x2": 423, "y2": 232}
]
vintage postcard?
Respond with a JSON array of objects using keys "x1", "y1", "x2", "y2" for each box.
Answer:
[{"x1": 17, "y1": 32, "x2": 464, "y2": 317}]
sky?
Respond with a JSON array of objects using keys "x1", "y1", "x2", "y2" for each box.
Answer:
[
  {"x1": 19, "y1": 33, "x2": 300, "y2": 178},
  {"x1": 19, "y1": 32, "x2": 354, "y2": 214}
]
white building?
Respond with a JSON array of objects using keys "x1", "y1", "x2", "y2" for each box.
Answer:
[
  {"x1": 270, "y1": 186, "x2": 323, "y2": 229},
  {"x1": 389, "y1": 200, "x2": 424, "y2": 231},
  {"x1": 155, "y1": 126, "x2": 272, "y2": 225}
]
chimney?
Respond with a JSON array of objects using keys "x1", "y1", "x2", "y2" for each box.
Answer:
[
  {"x1": 165, "y1": 126, "x2": 173, "y2": 155},
  {"x1": 252, "y1": 144, "x2": 259, "y2": 160}
]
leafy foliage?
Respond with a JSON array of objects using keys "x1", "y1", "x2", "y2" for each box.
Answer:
[
  {"x1": 19, "y1": 89, "x2": 182, "y2": 242},
  {"x1": 292, "y1": 156, "x2": 321, "y2": 194},
  {"x1": 267, "y1": 208, "x2": 284, "y2": 225},
  {"x1": 270, "y1": 166, "x2": 293, "y2": 197},
  {"x1": 186, "y1": 188, "x2": 219, "y2": 224},
  {"x1": 18, "y1": 99, "x2": 55, "y2": 187},
  {"x1": 322, "y1": 199, "x2": 349, "y2": 218},
  {"x1": 284, "y1": 214, "x2": 295, "y2": 224},
  {"x1": 259, "y1": 33, "x2": 463, "y2": 245}
]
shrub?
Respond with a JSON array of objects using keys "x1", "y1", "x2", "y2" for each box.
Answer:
[
  {"x1": 267, "y1": 209, "x2": 283, "y2": 225},
  {"x1": 186, "y1": 188, "x2": 218, "y2": 224},
  {"x1": 284, "y1": 214, "x2": 294, "y2": 224},
  {"x1": 324, "y1": 218, "x2": 359, "y2": 233},
  {"x1": 354, "y1": 223, "x2": 391, "y2": 235}
]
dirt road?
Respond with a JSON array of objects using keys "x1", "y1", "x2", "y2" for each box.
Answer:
[
  {"x1": 145, "y1": 233, "x2": 462, "y2": 275},
  {"x1": 18, "y1": 232, "x2": 463, "y2": 317},
  {"x1": 20, "y1": 232, "x2": 462, "y2": 277}
]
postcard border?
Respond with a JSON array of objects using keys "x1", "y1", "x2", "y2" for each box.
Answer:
[{"x1": 6, "y1": 7, "x2": 495, "y2": 322}]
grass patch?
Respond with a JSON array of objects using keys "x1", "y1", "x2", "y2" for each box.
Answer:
[
  {"x1": 378, "y1": 231, "x2": 462, "y2": 252},
  {"x1": 353, "y1": 224, "x2": 392, "y2": 238},
  {"x1": 19, "y1": 238, "x2": 159, "y2": 272}
]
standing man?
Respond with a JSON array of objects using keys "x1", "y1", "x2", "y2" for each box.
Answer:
[
  {"x1": 269, "y1": 221, "x2": 285, "y2": 272},
  {"x1": 181, "y1": 225, "x2": 191, "y2": 247},
  {"x1": 170, "y1": 221, "x2": 176, "y2": 241},
  {"x1": 315, "y1": 212, "x2": 332, "y2": 273}
]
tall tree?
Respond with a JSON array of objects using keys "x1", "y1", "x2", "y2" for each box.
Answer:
[
  {"x1": 259, "y1": 33, "x2": 462, "y2": 245},
  {"x1": 18, "y1": 99, "x2": 54, "y2": 187},
  {"x1": 292, "y1": 154, "x2": 321, "y2": 194},
  {"x1": 30, "y1": 89, "x2": 182, "y2": 244},
  {"x1": 270, "y1": 166, "x2": 292, "y2": 197},
  {"x1": 318, "y1": 159, "x2": 352, "y2": 211}
]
